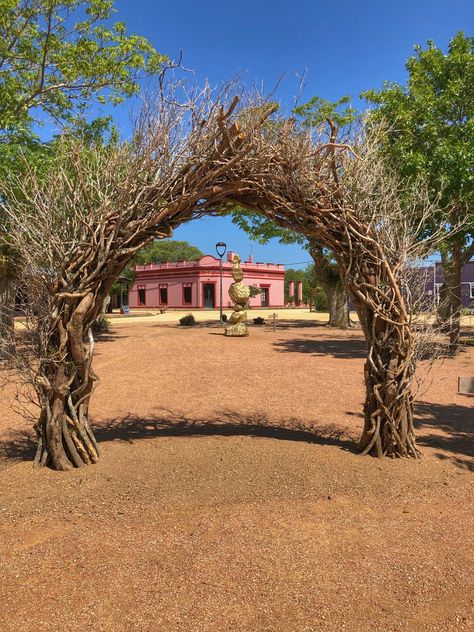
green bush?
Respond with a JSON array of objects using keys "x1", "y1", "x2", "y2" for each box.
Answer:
[
  {"x1": 312, "y1": 288, "x2": 328, "y2": 312},
  {"x1": 92, "y1": 315, "x2": 111, "y2": 333},
  {"x1": 179, "y1": 313, "x2": 196, "y2": 326}
]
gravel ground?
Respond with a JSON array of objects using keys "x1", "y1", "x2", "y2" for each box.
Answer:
[{"x1": 0, "y1": 320, "x2": 473, "y2": 632}]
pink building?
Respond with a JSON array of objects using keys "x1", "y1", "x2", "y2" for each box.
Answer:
[{"x1": 128, "y1": 252, "x2": 285, "y2": 309}]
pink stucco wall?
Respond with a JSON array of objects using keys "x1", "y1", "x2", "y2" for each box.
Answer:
[{"x1": 129, "y1": 252, "x2": 285, "y2": 309}]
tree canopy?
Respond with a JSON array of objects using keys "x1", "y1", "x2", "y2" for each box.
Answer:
[
  {"x1": 0, "y1": 0, "x2": 166, "y2": 171},
  {"x1": 362, "y1": 31, "x2": 474, "y2": 261},
  {"x1": 134, "y1": 240, "x2": 203, "y2": 265}
]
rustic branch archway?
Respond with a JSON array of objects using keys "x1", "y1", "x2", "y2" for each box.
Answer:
[{"x1": 2, "y1": 87, "x2": 418, "y2": 470}]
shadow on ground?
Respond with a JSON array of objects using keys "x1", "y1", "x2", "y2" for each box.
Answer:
[
  {"x1": 0, "y1": 428, "x2": 36, "y2": 466},
  {"x1": 2, "y1": 403, "x2": 472, "y2": 471},
  {"x1": 273, "y1": 336, "x2": 367, "y2": 360},
  {"x1": 414, "y1": 400, "x2": 474, "y2": 470},
  {"x1": 0, "y1": 410, "x2": 357, "y2": 468},
  {"x1": 90, "y1": 409, "x2": 357, "y2": 451},
  {"x1": 265, "y1": 319, "x2": 328, "y2": 330}
]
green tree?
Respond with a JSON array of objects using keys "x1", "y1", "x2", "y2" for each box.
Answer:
[
  {"x1": 0, "y1": 0, "x2": 166, "y2": 351},
  {"x1": 0, "y1": 0, "x2": 165, "y2": 150},
  {"x1": 232, "y1": 210, "x2": 353, "y2": 326},
  {"x1": 231, "y1": 95, "x2": 358, "y2": 329},
  {"x1": 293, "y1": 95, "x2": 358, "y2": 327},
  {"x1": 134, "y1": 240, "x2": 203, "y2": 265},
  {"x1": 362, "y1": 32, "x2": 474, "y2": 350}
]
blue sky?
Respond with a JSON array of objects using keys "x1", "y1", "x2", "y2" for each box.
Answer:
[{"x1": 110, "y1": 1, "x2": 472, "y2": 267}]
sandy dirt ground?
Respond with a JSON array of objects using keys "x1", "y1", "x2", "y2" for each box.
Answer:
[{"x1": 0, "y1": 319, "x2": 473, "y2": 632}]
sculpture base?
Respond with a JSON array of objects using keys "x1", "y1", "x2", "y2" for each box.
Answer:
[{"x1": 225, "y1": 323, "x2": 248, "y2": 337}]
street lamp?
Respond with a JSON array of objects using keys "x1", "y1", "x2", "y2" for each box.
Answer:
[{"x1": 215, "y1": 242, "x2": 227, "y2": 323}]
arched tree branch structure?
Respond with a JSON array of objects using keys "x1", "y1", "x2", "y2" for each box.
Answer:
[{"x1": 1, "y1": 87, "x2": 419, "y2": 469}]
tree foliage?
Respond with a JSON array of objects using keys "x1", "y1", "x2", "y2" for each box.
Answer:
[
  {"x1": 362, "y1": 32, "x2": 474, "y2": 257},
  {"x1": 134, "y1": 240, "x2": 203, "y2": 265},
  {"x1": 0, "y1": 0, "x2": 166, "y2": 170},
  {"x1": 292, "y1": 94, "x2": 357, "y2": 129},
  {"x1": 0, "y1": 0, "x2": 166, "y2": 348},
  {"x1": 231, "y1": 93, "x2": 357, "y2": 327}
]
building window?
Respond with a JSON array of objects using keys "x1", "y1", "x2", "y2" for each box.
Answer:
[
  {"x1": 183, "y1": 284, "x2": 192, "y2": 304},
  {"x1": 138, "y1": 286, "x2": 146, "y2": 306},
  {"x1": 159, "y1": 285, "x2": 168, "y2": 305},
  {"x1": 470, "y1": 283, "x2": 474, "y2": 300},
  {"x1": 261, "y1": 286, "x2": 269, "y2": 307}
]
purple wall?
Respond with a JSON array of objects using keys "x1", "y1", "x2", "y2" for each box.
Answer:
[{"x1": 425, "y1": 260, "x2": 474, "y2": 308}]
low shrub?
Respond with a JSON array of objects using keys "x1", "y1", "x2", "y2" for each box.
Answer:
[
  {"x1": 92, "y1": 315, "x2": 111, "y2": 333},
  {"x1": 312, "y1": 288, "x2": 328, "y2": 312},
  {"x1": 253, "y1": 317, "x2": 265, "y2": 325},
  {"x1": 179, "y1": 313, "x2": 196, "y2": 326}
]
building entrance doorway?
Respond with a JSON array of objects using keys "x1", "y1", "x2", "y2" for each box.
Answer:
[{"x1": 203, "y1": 283, "x2": 215, "y2": 308}]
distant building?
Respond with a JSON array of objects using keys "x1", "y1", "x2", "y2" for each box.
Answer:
[
  {"x1": 128, "y1": 251, "x2": 286, "y2": 309},
  {"x1": 426, "y1": 259, "x2": 474, "y2": 308}
]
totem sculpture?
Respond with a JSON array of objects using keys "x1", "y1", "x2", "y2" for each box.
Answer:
[{"x1": 225, "y1": 254, "x2": 250, "y2": 337}]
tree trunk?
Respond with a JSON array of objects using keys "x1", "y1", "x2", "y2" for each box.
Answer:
[
  {"x1": 357, "y1": 324, "x2": 417, "y2": 458},
  {"x1": 308, "y1": 239, "x2": 352, "y2": 329},
  {"x1": 437, "y1": 248, "x2": 463, "y2": 354},
  {"x1": 326, "y1": 283, "x2": 351, "y2": 328},
  {"x1": 339, "y1": 255, "x2": 418, "y2": 458},
  {"x1": 34, "y1": 292, "x2": 103, "y2": 470},
  {"x1": 0, "y1": 273, "x2": 15, "y2": 358}
]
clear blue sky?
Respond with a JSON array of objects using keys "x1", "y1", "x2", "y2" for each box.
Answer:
[{"x1": 111, "y1": 0, "x2": 472, "y2": 267}]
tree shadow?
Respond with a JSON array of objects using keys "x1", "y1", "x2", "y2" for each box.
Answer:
[
  {"x1": 0, "y1": 428, "x2": 36, "y2": 469},
  {"x1": 269, "y1": 320, "x2": 328, "y2": 330},
  {"x1": 414, "y1": 401, "x2": 474, "y2": 470},
  {"x1": 0, "y1": 410, "x2": 357, "y2": 468},
  {"x1": 91, "y1": 409, "x2": 357, "y2": 452},
  {"x1": 272, "y1": 336, "x2": 367, "y2": 360},
  {"x1": 3, "y1": 403, "x2": 471, "y2": 472}
]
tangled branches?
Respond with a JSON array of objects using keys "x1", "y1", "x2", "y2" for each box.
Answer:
[{"x1": 0, "y1": 79, "x2": 449, "y2": 468}]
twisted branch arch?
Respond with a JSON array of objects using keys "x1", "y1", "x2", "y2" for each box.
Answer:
[{"x1": 3, "y1": 89, "x2": 417, "y2": 469}]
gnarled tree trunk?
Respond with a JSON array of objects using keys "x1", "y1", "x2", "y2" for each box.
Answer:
[
  {"x1": 339, "y1": 253, "x2": 418, "y2": 458},
  {"x1": 34, "y1": 289, "x2": 107, "y2": 470},
  {"x1": 308, "y1": 239, "x2": 352, "y2": 329},
  {"x1": 437, "y1": 248, "x2": 463, "y2": 353},
  {"x1": 0, "y1": 272, "x2": 15, "y2": 358}
]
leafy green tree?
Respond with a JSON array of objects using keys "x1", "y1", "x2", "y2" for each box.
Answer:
[
  {"x1": 231, "y1": 93, "x2": 358, "y2": 327},
  {"x1": 362, "y1": 32, "x2": 474, "y2": 350},
  {"x1": 0, "y1": 0, "x2": 166, "y2": 350},
  {"x1": 0, "y1": 0, "x2": 165, "y2": 151},
  {"x1": 134, "y1": 240, "x2": 203, "y2": 266},
  {"x1": 232, "y1": 210, "x2": 352, "y2": 325}
]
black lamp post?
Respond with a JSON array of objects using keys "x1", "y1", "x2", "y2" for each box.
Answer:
[{"x1": 215, "y1": 241, "x2": 227, "y2": 323}]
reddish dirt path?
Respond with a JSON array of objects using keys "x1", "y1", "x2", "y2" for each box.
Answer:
[{"x1": 0, "y1": 321, "x2": 473, "y2": 631}]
